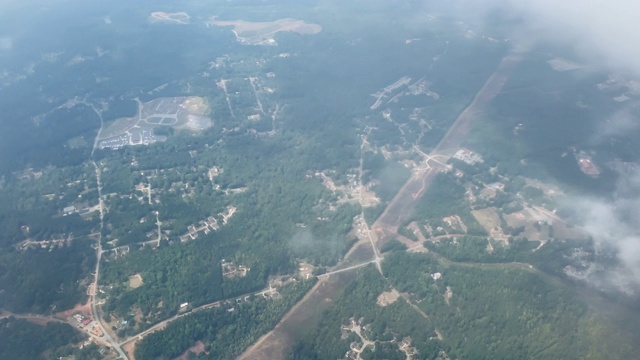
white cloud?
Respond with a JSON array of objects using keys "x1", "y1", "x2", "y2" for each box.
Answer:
[
  {"x1": 577, "y1": 194, "x2": 640, "y2": 293},
  {"x1": 502, "y1": 0, "x2": 640, "y2": 76},
  {"x1": 593, "y1": 105, "x2": 640, "y2": 143}
]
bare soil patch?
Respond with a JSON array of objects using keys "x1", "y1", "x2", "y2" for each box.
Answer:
[
  {"x1": 54, "y1": 300, "x2": 92, "y2": 320},
  {"x1": 472, "y1": 208, "x2": 508, "y2": 244},
  {"x1": 149, "y1": 12, "x2": 190, "y2": 24},
  {"x1": 181, "y1": 97, "x2": 209, "y2": 115},
  {"x1": 407, "y1": 222, "x2": 429, "y2": 243},
  {"x1": 486, "y1": 238, "x2": 494, "y2": 254},
  {"x1": 24, "y1": 317, "x2": 51, "y2": 326},
  {"x1": 359, "y1": 187, "x2": 381, "y2": 207},
  {"x1": 376, "y1": 291, "x2": 400, "y2": 307},
  {"x1": 406, "y1": 243, "x2": 430, "y2": 253},
  {"x1": 134, "y1": 307, "x2": 143, "y2": 324},
  {"x1": 122, "y1": 341, "x2": 137, "y2": 360},
  {"x1": 209, "y1": 17, "x2": 321, "y2": 45},
  {"x1": 532, "y1": 240, "x2": 547, "y2": 252},
  {"x1": 101, "y1": 116, "x2": 138, "y2": 139},
  {"x1": 444, "y1": 286, "x2": 453, "y2": 306},
  {"x1": 393, "y1": 233, "x2": 429, "y2": 253},
  {"x1": 128, "y1": 273, "x2": 143, "y2": 289},
  {"x1": 175, "y1": 341, "x2": 208, "y2": 360}
]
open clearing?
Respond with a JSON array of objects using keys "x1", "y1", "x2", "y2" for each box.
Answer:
[
  {"x1": 128, "y1": 274, "x2": 143, "y2": 289},
  {"x1": 407, "y1": 221, "x2": 429, "y2": 243},
  {"x1": 208, "y1": 17, "x2": 321, "y2": 45},
  {"x1": 444, "y1": 286, "x2": 453, "y2": 306},
  {"x1": 149, "y1": 12, "x2": 190, "y2": 24},
  {"x1": 54, "y1": 300, "x2": 92, "y2": 321},
  {"x1": 359, "y1": 187, "x2": 381, "y2": 207},
  {"x1": 176, "y1": 341, "x2": 207, "y2": 360},
  {"x1": 376, "y1": 290, "x2": 400, "y2": 307},
  {"x1": 472, "y1": 208, "x2": 508, "y2": 243},
  {"x1": 122, "y1": 341, "x2": 137, "y2": 360},
  {"x1": 504, "y1": 207, "x2": 589, "y2": 241},
  {"x1": 473, "y1": 206, "x2": 588, "y2": 243}
]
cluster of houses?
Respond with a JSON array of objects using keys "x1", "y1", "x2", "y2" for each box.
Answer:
[
  {"x1": 179, "y1": 206, "x2": 237, "y2": 242},
  {"x1": 17, "y1": 237, "x2": 69, "y2": 251},
  {"x1": 222, "y1": 259, "x2": 250, "y2": 279},
  {"x1": 179, "y1": 216, "x2": 220, "y2": 242},
  {"x1": 453, "y1": 148, "x2": 484, "y2": 165},
  {"x1": 62, "y1": 204, "x2": 95, "y2": 217}
]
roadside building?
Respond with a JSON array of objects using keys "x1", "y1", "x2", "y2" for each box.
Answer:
[{"x1": 63, "y1": 206, "x2": 77, "y2": 216}]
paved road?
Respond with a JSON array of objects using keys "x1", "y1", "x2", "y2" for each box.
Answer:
[
  {"x1": 317, "y1": 260, "x2": 376, "y2": 279},
  {"x1": 119, "y1": 286, "x2": 278, "y2": 348},
  {"x1": 89, "y1": 105, "x2": 128, "y2": 359}
]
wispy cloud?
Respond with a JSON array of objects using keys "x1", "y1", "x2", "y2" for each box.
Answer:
[
  {"x1": 470, "y1": 0, "x2": 640, "y2": 291},
  {"x1": 501, "y1": 0, "x2": 640, "y2": 76},
  {"x1": 575, "y1": 182, "x2": 640, "y2": 294},
  {"x1": 593, "y1": 105, "x2": 640, "y2": 143}
]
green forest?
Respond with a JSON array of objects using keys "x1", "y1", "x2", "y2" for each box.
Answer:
[
  {"x1": 0, "y1": 241, "x2": 96, "y2": 313},
  {"x1": 291, "y1": 252, "x2": 639, "y2": 359},
  {"x1": 0, "y1": 317, "x2": 90, "y2": 360},
  {"x1": 135, "y1": 279, "x2": 314, "y2": 359},
  {"x1": 383, "y1": 252, "x2": 638, "y2": 360},
  {"x1": 3, "y1": 1, "x2": 640, "y2": 359},
  {"x1": 289, "y1": 267, "x2": 444, "y2": 360}
]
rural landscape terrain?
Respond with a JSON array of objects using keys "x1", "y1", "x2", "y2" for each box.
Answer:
[{"x1": 1, "y1": 1, "x2": 640, "y2": 359}]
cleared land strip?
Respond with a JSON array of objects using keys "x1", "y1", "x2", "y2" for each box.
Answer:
[
  {"x1": 238, "y1": 52, "x2": 524, "y2": 360},
  {"x1": 375, "y1": 53, "x2": 523, "y2": 234},
  {"x1": 237, "y1": 271, "x2": 358, "y2": 360},
  {"x1": 434, "y1": 53, "x2": 524, "y2": 153}
]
